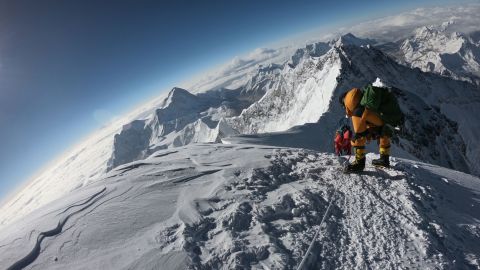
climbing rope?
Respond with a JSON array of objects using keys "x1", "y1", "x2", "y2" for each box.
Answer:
[
  {"x1": 295, "y1": 159, "x2": 344, "y2": 270},
  {"x1": 296, "y1": 189, "x2": 338, "y2": 270}
]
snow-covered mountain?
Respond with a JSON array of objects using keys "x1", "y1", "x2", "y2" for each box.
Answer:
[
  {"x1": 2, "y1": 31, "x2": 480, "y2": 232},
  {"x1": 379, "y1": 22, "x2": 480, "y2": 85},
  {"x1": 327, "y1": 36, "x2": 479, "y2": 175},
  {"x1": 108, "y1": 33, "x2": 480, "y2": 177},
  {"x1": 1, "y1": 22, "x2": 480, "y2": 269},
  {"x1": 229, "y1": 34, "x2": 479, "y2": 176},
  {"x1": 1, "y1": 145, "x2": 479, "y2": 269}
]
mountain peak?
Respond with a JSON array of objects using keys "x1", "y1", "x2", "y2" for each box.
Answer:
[
  {"x1": 412, "y1": 21, "x2": 464, "y2": 41},
  {"x1": 439, "y1": 19, "x2": 456, "y2": 31},
  {"x1": 169, "y1": 87, "x2": 193, "y2": 97},
  {"x1": 401, "y1": 23, "x2": 473, "y2": 77},
  {"x1": 335, "y1": 33, "x2": 374, "y2": 47},
  {"x1": 165, "y1": 87, "x2": 198, "y2": 105}
]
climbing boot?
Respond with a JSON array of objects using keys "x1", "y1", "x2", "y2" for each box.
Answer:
[
  {"x1": 372, "y1": 145, "x2": 390, "y2": 168},
  {"x1": 372, "y1": 154, "x2": 390, "y2": 168},
  {"x1": 344, "y1": 147, "x2": 366, "y2": 173}
]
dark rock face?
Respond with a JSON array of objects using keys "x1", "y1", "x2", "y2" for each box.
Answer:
[{"x1": 108, "y1": 120, "x2": 152, "y2": 171}]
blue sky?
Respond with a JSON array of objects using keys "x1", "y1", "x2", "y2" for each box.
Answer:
[{"x1": 0, "y1": 0, "x2": 464, "y2": 201}]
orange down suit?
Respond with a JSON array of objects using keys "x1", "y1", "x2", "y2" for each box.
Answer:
[{"x1": 343, "y1": 88, "x2": 391, "y2": 156}]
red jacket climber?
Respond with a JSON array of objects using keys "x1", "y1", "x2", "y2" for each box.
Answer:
[{"x1": 334, "y1": 125, "x2": 352, "y2": 156}]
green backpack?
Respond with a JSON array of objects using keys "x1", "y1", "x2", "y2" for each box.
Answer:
[{"x1": 360, "y1": 84, "x2": 405, "y2": 127}]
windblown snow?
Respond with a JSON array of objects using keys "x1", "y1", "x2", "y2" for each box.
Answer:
[
  {"x1": 0, "y1": 145, "x2": 479, "y2": 269},
  {"x1": 1, "y1": 11, "x2": 480, "y2": 270}
]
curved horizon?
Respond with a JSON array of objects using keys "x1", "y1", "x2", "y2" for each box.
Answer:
[{"x1": 0, "y1": 0, "x2": 476, "y2": 203}]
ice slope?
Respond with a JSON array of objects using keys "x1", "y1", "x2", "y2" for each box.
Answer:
[
  {"x1": 0, "y1": 42, "x2": 292, "y2": 230},
  {"x1": 227, "y1": 47, "x2": 340, "y2": 134},
  {"x1": 0, "y1": 57, "x2": 285, "y2": 230},
  {"x1": 0, "y1": 144, "x2": 479, "y2": 269},
  {"x1": 0, "y1": 123, "x2": 120, "y2": 230},
  {"x1": 0, "y1": 90, "x2": 171, "y2": 230}
]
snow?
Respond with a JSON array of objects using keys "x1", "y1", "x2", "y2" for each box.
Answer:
[
  {"x1": 1, "y1": 13, "x2": 480, "y2": 269},
  {"x1": 379, "y1": 22, "x2": 480, "y2": 85},
  {"x1": 0, "y1": 86, "x2": 175, "y2": 229},
  {"x1": 228, "y1": 50, "x2": 341, "y2": 133},
  {"x1": 225, "y1": 34, "x2": 480, "y2": 178},
  {"x1": 6, "y1": 30, "x2": 480, "y2": 232},
  {"x1": 0, "y1": 145, "x2": 479, "y2": 269},
  {"x1": 3, "y1": 30, "x2": 480, "y2": 235},
  {"x1": 372, "y1": 77, "x2": 387, "y2": 87}
]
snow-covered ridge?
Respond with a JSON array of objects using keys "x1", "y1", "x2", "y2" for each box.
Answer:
[
  {"x1": 107, "y1": 86, "x2": 253, "y2": 171},
  {"x1": 1, "y1": 27, "x2": 480, "y2": 269},
  {"x1": 330, "y1": 40, "x2": 479, "y2": 175},
  {"x1": 379, "y1": 22, "x2": 480, "y2": 85},
  {"x1": 225, "y1": 33, "x2": 480, "y2": 176},
  {"x1": 228, "y1": 47, "x2": 341, "y2": 133},
  {"x1": 1, "y1": 145, "x2": 478, "y2": 269},
  {"x1": 2, "y1": 31, "x2": 480, "y2": 232},
  {"x1": 108, "y1": 36, "x2": 349, "y2": 163},
  {"x1": 109, "y1": 33, "x2": 480, "y2": 178}
]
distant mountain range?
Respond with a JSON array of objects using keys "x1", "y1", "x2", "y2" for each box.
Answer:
[
  {"x1": 379, "y1": 21, "x2": 480, "y2": 85},
  {"x1": 1, "y1": 23, "x2": 480, "y2": 232}
]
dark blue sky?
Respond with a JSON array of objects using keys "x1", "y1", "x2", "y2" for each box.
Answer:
[{"x1": 0, "y1": 0, "x2": 460, "y2": 200}]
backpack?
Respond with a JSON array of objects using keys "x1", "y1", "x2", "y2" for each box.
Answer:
[{"x1": 360, "y1": 84, "x2": 405, "y2": 127}]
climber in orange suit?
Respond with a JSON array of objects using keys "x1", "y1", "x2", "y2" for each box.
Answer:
[{"x1": 339, "y1": 86, "x2": 398, "y2": 172}]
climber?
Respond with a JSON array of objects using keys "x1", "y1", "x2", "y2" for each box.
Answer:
[
  {"x1": 339, "y1": 84, "x2": 404, "y2": 172},
  {"x1": 334, "y1": 124, "x2": 352, "y2": 156}
]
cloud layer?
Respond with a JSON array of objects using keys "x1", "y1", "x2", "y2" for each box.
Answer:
[
  {"x1": 182, "y1": 4, "x2": 480, "y2": 93},
  {"x1": 341, "y1": 4, "x2": 480, "y2": 42}
]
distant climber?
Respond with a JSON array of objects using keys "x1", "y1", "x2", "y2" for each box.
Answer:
[
  {"x1": 339, "y1": 83, "x2": 404, "y2": 172},
  {"x1": 334, "y1": 124, "x2": 352, "y2": 156}
]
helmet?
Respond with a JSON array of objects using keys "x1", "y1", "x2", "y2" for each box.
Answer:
[{"x1": 344, "y1": 88, "x2": 362, "y2": 111}]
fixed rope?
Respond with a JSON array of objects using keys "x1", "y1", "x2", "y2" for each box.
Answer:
[
  {"x1": 295, "y1": 158, "x2": 346, "y2": 270},
  {"x1": 295, "y1": 189, "x2": 337, "y2": 270}
]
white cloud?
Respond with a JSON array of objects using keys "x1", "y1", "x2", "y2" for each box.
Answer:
[
  {"x1": 343, "y1": 4, "x2": 480, "y2": 42},
  {"x1": 181, "y1": 46, "x2": 294, "y2": 93},
  {"x1": 282, "y1": 4, "x2": 480, "y2": 45},
  {"x1": 180, "y1": 4, "x2": 480, "y2": 93}
]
